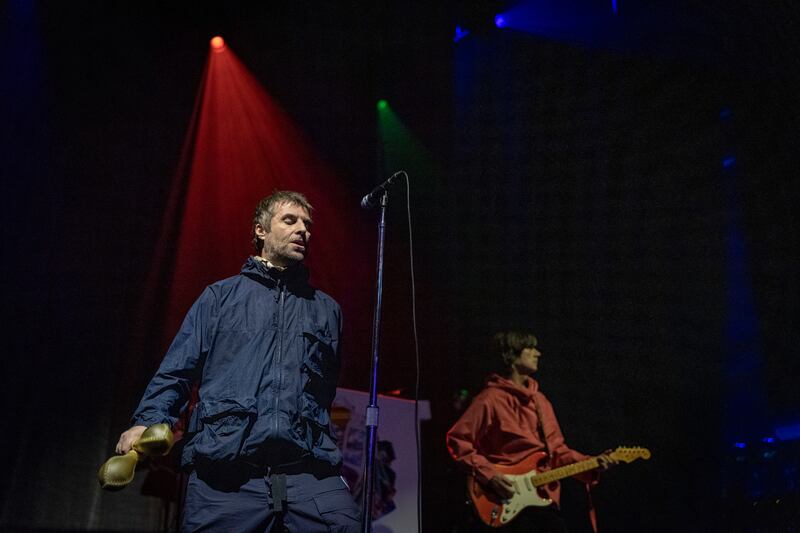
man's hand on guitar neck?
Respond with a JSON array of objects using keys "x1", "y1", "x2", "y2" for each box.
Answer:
[
  {"x1": 487, "y1": 473, "x2": 516, "y2": 500},
  {"x1": 596, "y1": 449, "x2": 619, "y2": 471}
]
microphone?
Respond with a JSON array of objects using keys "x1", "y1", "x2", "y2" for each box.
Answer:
[{"x1": 360, "y1": 171, "x2": 404, "y2": 209}]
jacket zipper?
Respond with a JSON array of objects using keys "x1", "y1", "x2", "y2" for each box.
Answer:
[{"x1": 275, "y1": 281, "x2": 285, "y2": 438}]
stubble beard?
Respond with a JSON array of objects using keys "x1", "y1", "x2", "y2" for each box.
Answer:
[{"x1": 264, "y1": 241, "x2": 304, "y2": 267}]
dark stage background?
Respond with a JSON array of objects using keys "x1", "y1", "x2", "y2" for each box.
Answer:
[{"x1": 1, "y1": 2, "x2": 799, "y2": 532}]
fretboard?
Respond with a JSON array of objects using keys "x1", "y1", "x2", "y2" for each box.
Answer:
[{"x1": 531, "y1": 457, "x2": 599, "y2": 487}]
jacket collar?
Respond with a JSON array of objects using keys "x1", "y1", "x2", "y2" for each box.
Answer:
[{"x1": 241, "y1": 256, "x2": 311, "y2": 292}]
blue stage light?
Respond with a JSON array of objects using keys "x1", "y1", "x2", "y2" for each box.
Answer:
[
  {"x1": 495, "y1": 15, "x2": 506, "y2": 28},
  {"x1": 775, "y1": 423, "x2": 800, "y2": 441},
  {"x1": 723, "y1": 156, "x2": 736, "y2": 168},
  {"x1": 454, "y1": 26, "x2": 470, "y2": 43},
  {"x1": 734, "y1": 442, "x2": 746, "y2": 449}
]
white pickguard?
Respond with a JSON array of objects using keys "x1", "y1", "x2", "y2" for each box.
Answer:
[{"x1": 498, "y1": 471, "x2": 552, "y2": 524}]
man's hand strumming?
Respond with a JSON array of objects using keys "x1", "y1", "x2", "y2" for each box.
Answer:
[{"x1": 487, "y1": 473, "x2": 516, "y2": 500}]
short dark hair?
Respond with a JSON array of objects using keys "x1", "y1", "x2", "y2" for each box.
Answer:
[
  {"x1": 252, "y1": 191, "x2": 314, "y2": 252},
  {"x1": 493, "y1": 331, "x2": 538, "y2": 368}
]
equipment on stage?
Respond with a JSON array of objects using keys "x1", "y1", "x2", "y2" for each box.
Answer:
[
  {"x1": 358, "y1": 170, "x2": 416, "y2": 533},
  {"x1": 98, "y1": 423, "x2": 175, "y2": 491},
  {"x1": 468, "y1": 446, "x2": 650, "y2": 527},
  {"x1": 360, "y1": 171, "x2": 404, "y2": 209}
]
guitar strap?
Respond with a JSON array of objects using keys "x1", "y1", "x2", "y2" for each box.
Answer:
[
  {"x1": 586, "y1": 483, "x2": 599, "y2": 533},
  {"x1": 532, "y1": 390, "x2": 599, "y2": 533},
  {"x1": 530, "y1": 392, "x2": 551, "y2": 458}
]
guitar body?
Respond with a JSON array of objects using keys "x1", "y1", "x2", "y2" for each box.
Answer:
[{"x1": 467, "y1": 451, "x2": 555, "y2": 528}]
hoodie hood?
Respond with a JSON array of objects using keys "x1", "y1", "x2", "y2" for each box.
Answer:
[{"x1": 485, "y1": 373, "x2": 540, "y2": 403}]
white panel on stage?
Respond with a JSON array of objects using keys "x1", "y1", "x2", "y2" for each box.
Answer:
[{"x1": 332, "y1": 388, "x2": 431, "y2": 533}]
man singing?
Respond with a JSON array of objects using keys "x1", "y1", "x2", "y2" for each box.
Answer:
[{"x1": 116, "y1": 191, "x2": 360, "y2": 532}]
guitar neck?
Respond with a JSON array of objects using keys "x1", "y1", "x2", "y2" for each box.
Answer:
[{"x1": 531, "y1": 457, "x2": 600, "y2": 487}]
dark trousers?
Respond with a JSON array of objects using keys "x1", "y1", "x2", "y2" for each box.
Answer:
[
  {"x1": 182, "y1": 465, "x2": 361, "y2": 532},
  {"x1": 456, "y1": 503, "x2": 569, "y2": 533}
]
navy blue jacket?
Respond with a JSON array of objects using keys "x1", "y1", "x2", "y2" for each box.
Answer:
[{"x1": 132, "y1": 257, "x2": 343, "y2": 468}]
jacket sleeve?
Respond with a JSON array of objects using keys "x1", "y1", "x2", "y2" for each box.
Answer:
[
  {"x1": 538, "y1": 393, "x2": 598, "y2": 484},
  {"x1": 131, "y1": 287, "x2": 216, "y2": 428},
  {"x1": 446, "y1": 394, "x2": 497, "y2": 485}
]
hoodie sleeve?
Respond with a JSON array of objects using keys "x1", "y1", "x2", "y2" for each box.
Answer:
[
  {"x1": 446, "y1": 393, "x2": 498, "y2": 485},
  {"x1": 537, "y1": 392, "x2": 599, "y2": 484},
  {"x1": 131, "y1": 287, "x2": 216, "y2": 428}
]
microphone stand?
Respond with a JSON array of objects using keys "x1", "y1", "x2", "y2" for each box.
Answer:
[{"x1": 361, "y1": 190, "x2": 388, "y2": 533}]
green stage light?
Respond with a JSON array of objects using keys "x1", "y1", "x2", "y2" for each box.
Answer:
[{"x1": 377, "y1": 99, "x2": 388, "y2": 110}]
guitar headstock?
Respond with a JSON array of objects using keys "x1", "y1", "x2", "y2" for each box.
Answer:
[{"x1": 609, "y1": 446, "x2": 651, "y2": 463}]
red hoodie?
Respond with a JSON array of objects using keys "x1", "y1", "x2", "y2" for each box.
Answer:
[{"x1": 446, "y1": 374, "x2": 593, "y2": 506}]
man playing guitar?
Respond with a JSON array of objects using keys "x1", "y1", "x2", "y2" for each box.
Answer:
[{"x1": 446, "y1": 331, "x2": 616, "y2": 532}]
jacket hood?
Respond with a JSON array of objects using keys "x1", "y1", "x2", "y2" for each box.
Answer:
[
  {"x1": 241, "y1": 256, "x2": 311, "y2": 292},
  {"x1": 485, "y1": 373, "x2": 540, "y2": 403}
]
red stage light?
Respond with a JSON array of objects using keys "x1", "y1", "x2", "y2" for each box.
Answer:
[
  {"x1": 141, "y1": 42, "x2": 373, "y2": 375},
  {"x1": 210, "y1": 36, "x2": 225, "y2": 51}
]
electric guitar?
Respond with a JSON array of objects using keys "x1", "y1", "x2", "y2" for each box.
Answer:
[{"x1": 468, "y1": 446, "x2": 650, "y2": 527}]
